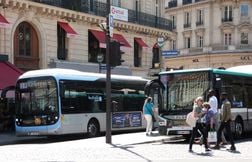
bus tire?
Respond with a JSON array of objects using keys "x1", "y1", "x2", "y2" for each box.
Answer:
[
  {"x1": 87, "y1": 119, "x2": 100, "y2": 138},
  {"x1": 234, "y1": 118, "x2": 243, "y2": 139}
]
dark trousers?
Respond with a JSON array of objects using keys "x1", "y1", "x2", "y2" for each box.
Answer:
[
  {"x1": 216, "y1": 120, "x2": 235, "y2": 147},
  {"x1": 189, "y1": 123, "x2": 208, "y2": 150}
]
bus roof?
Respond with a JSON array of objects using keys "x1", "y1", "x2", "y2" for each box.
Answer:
[
  {"x1": 159, "y1": 65, "x2": 252, "y2": 77},
  {"x1": 18, "y1": 68, "x2": 149, "y2": 82}
]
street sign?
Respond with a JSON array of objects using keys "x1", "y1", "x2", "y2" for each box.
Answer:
[
  {"x1": 157, "y1": 37, "x2": 164, "y2": 48},
  {"x1": 110, "y1": 6, "x2": 128, "y2": 22},
  {"x1": 162, "y1": 50, "x2": 179, "y2": 57}
]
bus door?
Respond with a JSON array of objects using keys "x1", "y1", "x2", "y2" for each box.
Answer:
[{"x1": 145, "y1": 79, "x2": 164, "y2": 127}]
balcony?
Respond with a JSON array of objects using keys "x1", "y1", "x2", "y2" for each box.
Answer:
[
  {"x1": 196, "y1": 21, "x2": 204, "y2": 26},
  {"x1": 168, "y1": 0, "x2": 177, "y2": 8},
  {"x1": 195, "y1": 0, "x2": 206, "y2": 3},
  {"x1": 32, "y1": 0, "x2": 172, "y2": 31},
  {"x1": 222, "y1": 17, "x2": 233, "y2": 22},
  {"x1": 184, "y1": 23, "x2": 191, "y2": 28},
  {"x1": 182, "y1": 0, "x2": 192, "y2": 5}
]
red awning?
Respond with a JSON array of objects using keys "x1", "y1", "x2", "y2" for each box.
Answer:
[
  {"x1": 89, "y1": 30, "x2": 131, "y2": 48},
  {"x1": 0, "y1": 14, "x2": 10, "y2": 28},
  {"x1": 134, "y1": 38, "x2": 148, "y2": 47},
  {"x1": 0, "y1": 61, "x2": 23, "y2": 90},
  {"x1": 58, "y1": 21, "x2": 77, "y2": 38}
]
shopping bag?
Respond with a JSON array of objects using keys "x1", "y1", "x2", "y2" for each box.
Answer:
[
  {"x1": 208, "y1": 131, "x2": 217, "y2": 143},
  {"x1": 186, "y1": 112, "x2": 197, "y2": 127}
]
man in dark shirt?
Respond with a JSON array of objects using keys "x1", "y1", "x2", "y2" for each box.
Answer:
[{"x1": 212, "y1": 92, "x2": 236, "y2": 151}]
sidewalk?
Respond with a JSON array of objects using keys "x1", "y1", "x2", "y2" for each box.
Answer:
[{"x1": 0, "y1": 131, "x2": 179, "y2": 146}]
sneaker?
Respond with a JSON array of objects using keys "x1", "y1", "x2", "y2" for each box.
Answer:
[
  {"x1": 146, "y1": 133, "x2": 149, "y2": 136},
  {"x1": 188, "y1": 149, "x2": 193, "y2": 153},
  {"x1": 212, "y1": 145, "x2": 220, "y2": 150},
  {"x1": 205, "y1": 148, "x2": 211, "y2": 152}
]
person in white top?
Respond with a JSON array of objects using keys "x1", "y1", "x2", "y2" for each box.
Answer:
[{"x1": 208, "y1": 89, "x2": 227, "y2": 144}]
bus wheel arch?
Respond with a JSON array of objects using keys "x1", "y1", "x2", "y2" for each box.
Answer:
[
  {"x1": 234, "y1": 116, "x2": 243, "y2": 139},
  {"x1": 87, "y1": 118, "x2": 100, "y2": 138}
]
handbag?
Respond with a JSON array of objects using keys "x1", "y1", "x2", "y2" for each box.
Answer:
[
  {"x1": 208, "y1": 131, "x2": 217, "y2": 143},
  {"x1": 152, "y1": 114, "x2": 156, "y2": 122},
  {"x1": 186, "y1": 111, "x2": 197, "y2": 127}
]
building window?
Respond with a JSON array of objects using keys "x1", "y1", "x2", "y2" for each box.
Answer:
[
  {"x1": 197, "y1": 36, "x2": 204, "y2": 48},
  {"x1": 152, "y1": 47, "x2": 159, "y2": 68},
  {"x1": 171, "y1": 15, "x2": 176, "y2": 29},
  {"x1": 112, "y1": 0, "x2": 121, "y2": 7},
  {"x1": 184, "y1": 12, "x2": 191, "y2": 28},
  {"x1": 185, "y1": 37, "x2": 191, "y2": 48},
  {"x1": 57, "y1": 24, "x2": 67, "y2": 60},
  {"x1": 196, "y1": 9, "x2": 204, "y2": 26},
  {"x1": 14, "y1": 21, "x2": 39, "y2": 71},
  {"x1": 172, "y1": 40, "x2": 176, "y2": 50},
  {"x1": 223, "y1": 6, "x2": 233, "y2": 22},
  {"x1": 17, "y1": 22, "x2": 31, "y2": 56},
  {"x1": 241, "y1": 32, "x2": 248, "y2": 45},
  {"x1": 134, "y1": 40, "x2": 142, "y2": 67},
  {"x1": 240, "y1": 4, "x2": 249, "y2": 17},
  {"x1": 224, "y1": 33, "x2": 232, "y2": 45}
]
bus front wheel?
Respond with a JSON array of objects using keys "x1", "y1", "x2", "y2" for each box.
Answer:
[{"x1": 87, "y1": 119, "x2": 100, "y2": 138}]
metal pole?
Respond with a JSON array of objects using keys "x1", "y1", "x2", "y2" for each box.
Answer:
[{"x1": 105, "y1": 0, "x2": 111, "y2": 144}]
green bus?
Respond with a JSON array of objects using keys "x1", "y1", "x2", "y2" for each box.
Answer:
[{"x1": 146, "y1": 65, "x2": 252, "y2": 138}]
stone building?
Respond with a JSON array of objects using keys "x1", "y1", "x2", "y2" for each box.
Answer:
[
  {"x1": 164, "y1": 0, "x2": 252, "y2": 69},
  {"x1": 0, "y1": 0, "x2": 173, "y2": 78}
]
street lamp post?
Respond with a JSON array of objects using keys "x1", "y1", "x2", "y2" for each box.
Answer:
[{"x1": 105, "y1": 0, "x2": 112, "y2": 144}]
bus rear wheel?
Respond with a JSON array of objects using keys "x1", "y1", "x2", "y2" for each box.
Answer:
[
  {"x1": 234, "y1": 119, "x2": 243, "y2": 139},
  {"x1": 87, "y1": 119, "x2": 100, "y2": 138}
]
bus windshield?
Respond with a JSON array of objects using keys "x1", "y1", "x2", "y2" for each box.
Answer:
[
  {"x1": 160, "y1": 71, "x2": 210, "y2": 114},
  {"x1": 16, "y1": 77, "x2": 59, "y2": 126}
]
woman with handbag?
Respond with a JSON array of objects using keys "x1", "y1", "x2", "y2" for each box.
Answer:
[
  {"x1": 202, "y1": 102, "x2": 216, "y2": 144},
  {"x1": 189, "y1": 97, "x2": 211, "y2": 152},
  {"x1": 143, "y1": 97, "x2": 155, "y2": 136}
]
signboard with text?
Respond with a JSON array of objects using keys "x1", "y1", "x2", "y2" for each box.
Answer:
[
  {"x1": 162, "y1": 50, "x2": 179, "y2": 57},
  {"x1": 112, "y1": 111, "x2": 142, "y2": 128},
  {"x1": 111, "y1": 6, "x2": 128, "y2": 22}
]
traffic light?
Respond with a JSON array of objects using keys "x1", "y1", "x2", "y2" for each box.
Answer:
[{"x1": 109, "y1": 41, "x2": 125, "y2": 67}]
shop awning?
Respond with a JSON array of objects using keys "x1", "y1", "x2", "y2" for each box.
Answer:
[
  {"x1": 58, "y1": 21, "x2": 77, "y2": 38},
  {"x1": 0, "y1": 61, "x2": 23, "y2": 90},
  {"x1": 89, "y1": 30, "x2": 131, "y2": 48},
  {"x1": 0, "y1": 14, "x2": 10, "y2": 28},
  {"x1": 134, "y1": 38, "x2": 148, "y2": 47}
]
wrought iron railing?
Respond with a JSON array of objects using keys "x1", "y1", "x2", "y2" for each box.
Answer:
[
  {"x1": 182, "y1": 0, "x2": 192, "y2": 5},
  {"x1": 184, "y1": 23, "x2": 191, "y2": 28},
  {"x1": 168, "y1": 0, "x2": 177, "y2": 8},
  {"x1": 222, "y1": 17, "x2": 233, "y2": 22},
  {"x1": 32, "y1": 0, "x2": 172, "y2": 31},
  {"x1": 196, "y1": 21, "x2": 204, "y2": 26}
]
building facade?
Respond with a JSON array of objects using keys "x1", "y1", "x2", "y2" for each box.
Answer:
[
  {"x1": 0, "y1": 0, "x2": 173, "y2": 77},
  {"x1": 164, "y1": 0, "x2": 252, "y2": 69}
]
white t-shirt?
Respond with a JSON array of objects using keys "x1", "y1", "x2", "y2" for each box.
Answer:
[{"x1": 209, "y1": 96, "x2": 218, "y2": 114}]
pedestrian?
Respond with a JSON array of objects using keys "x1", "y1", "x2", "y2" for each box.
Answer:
[
  {"x1": 212, "y1": 92, "x2": 236, "y2": 151},
  {"x1": 189, "y1": 96, "x2": 210, "y2": 152},
  {"x1": 208, "y1": 89, "x2": 227, "y2": 145},
  {"x1": 201, "y1": 102, "x2": 215, "y2": 145},
  {"x1": 143, "y1": 97, "x2": 154, "y2": 136}
]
